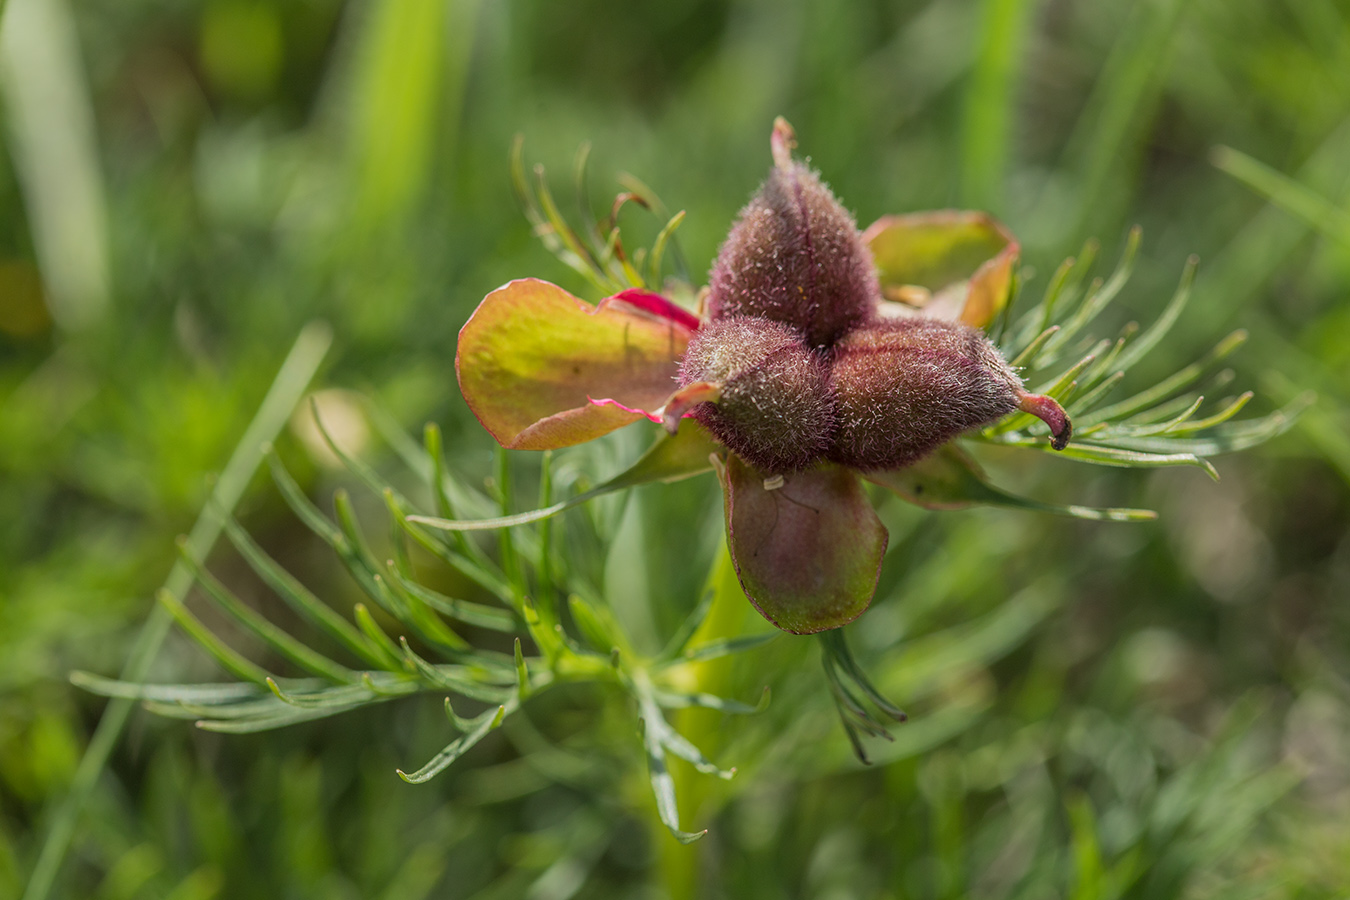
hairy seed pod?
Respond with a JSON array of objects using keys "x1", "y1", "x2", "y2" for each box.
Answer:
[
  {"x1": 705, "y1": 122, "x2": 879, "y2": 348},
  {"x1": 676, "y1": 317, "x2": 833, "y2": 473},
  {"x1": 828, "y1": 319, "x2": 1056, "y2": 470}
]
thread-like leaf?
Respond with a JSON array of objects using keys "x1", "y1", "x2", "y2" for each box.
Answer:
[
  {"x1": 177, "y1": 541, "x2": 358, "y2": 684},
  {"x1": 397, "y1": 704, "x2": 507, "y2": 784},
  {"x1": 408, "y1": 421, "x2": 720, "y2": 532},
  {"x1": 221, "y1": 515, "x2": 391, "y2": 669},
  {"x1": 157, "y1": 590, "x2": 271, "y2": 686}
]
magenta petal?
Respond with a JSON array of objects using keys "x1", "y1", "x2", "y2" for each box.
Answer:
[
  {"x1": 717, "y1": 456, "x2": 888, "y2": 634},
  {"x1": 609, "y1": 288, "x2": 704, "y2": 333}
]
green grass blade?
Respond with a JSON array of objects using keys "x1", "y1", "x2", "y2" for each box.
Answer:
[
  {"x1": 24, "y1": 321, "x2": 331, "y2": 900},
  {"x1": 960, "y1": 0, "x2": 1032, "y2": 208},
  {"x1": 1211, "y1": 145, "x2": 1350, "y2": 246}
]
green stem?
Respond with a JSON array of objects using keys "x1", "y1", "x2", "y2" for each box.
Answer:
[
  {"x1": 23, "y1": 322, "x2": 332, "y2": 900},
  {"x1": 659, "y1": 541, "x2": 746, "y2": 899}
]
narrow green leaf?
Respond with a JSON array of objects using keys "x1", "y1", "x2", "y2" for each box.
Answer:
[
  {"x1": 177, "y1": 541, "x2": 357, "y2": 684},
  {"x1": 265, "y1": 679, "x2": 379, "y2": 709},
  {"x1": 398, "y1": 638, "x2": 514, "y2": 702},
  {"x1": 652, "y1": 718, "x2": 735, "y2": 780},
  {"x1": 868, "y1": 444, "x2": 1157, "y2": 521},
  {"x1": 567, "y1": 594, "x2": 622, "y2": 654},
  {"x1": 380, "y1": 569, "x2": 470, "y2": 653},
  {"x1": 221, "y1": 515, "x2": 390, "y2": 669},
  {"x1": 1111, "y1": 254, "x2": 1197, "y2": 375},
  {"x1": 673, "y1": 632, "x2": 780, "y2": 665},
  {"x1": 535, "y1": 450, "x2": 557, "y2": 620},
  {"x1": 637, "y1": 696, "x2": 707, "y2": 842},
  {"x1": 408, "y1": 420, "x2": 720, "y2": 532},
  {"x1": 1098, "y1": 395, "x2": 1205, "y2": 439},
  {"x1": 656, "y1": 587, "x2": 714, "y2": 663},
  {"x1": 1067, "y1": 371, "x2": 1125, "y2": 416},
  {"x1": 144, "y1": 695, "x2": 296, "y2": 721},
  {"x1": 819, "y1": 630, "x2": 908, "y2": 722},
  {"x1": 1030, "y1": 442, "x2": 1220, "y2": 480},
  {"x1": 386, "y1": 568, "x2": 517, "y2": 633},
  {"x1": 332, "y1": 489, "x2": 403, "y2": 615},
  {"x1": 397, "y1": 704, "x2": 507, "y2": 784},
  {"x1": 1162, "y1": 392, "x2": 1253, "y2": 434},
  {"x1": 384, "y1": 491, "x2": 512, "y2": 600},
  {"x1": 1040, "y1": 227, "x2": 1141, "y2": 363},
  {"x1": 196, "y1": 702, "x2": 375, "y2": 734},
  {"x1": 1078, "y1": 330, "x2": 1248, "y2": 427},
  {"x1": 1009, "y1": 325, "x2": 1059, "y2": 369},
  {"x1": 495, "y1": 448, "x2": 528, "y2": 604},
  {"x1": 156, "y1": 590, "x2": 271, "y2": 686},
  {"x1": 70, "y1": 673, "x2": 267, "y2": 705},
  {"x1": 353, "y1": 603, "x2": 408, "y2": 668},
  {"x1": 1097, "y1": 395, "x2": 1308, "y2": 456},
  {"x1": 513, "y1": 638, "x2": 531, "y2": 698},
  {"x1": 647, "y1": 209, "x2": 686, "y2": 286},
  {"x1": 268, "y1": 453, "x2": 348, "y2": 547},
  {"x1": 444, "y1": 696, "x2": 505, "y2": 734},
  {"x1": 653, "y1": 687, "x2": 769, "y2": 715}
]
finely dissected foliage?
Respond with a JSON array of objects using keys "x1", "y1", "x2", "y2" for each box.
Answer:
[
  {"x1": 77, "y1": 133, "x2": 1304, "y2": 846},
  {"x1": 11, "y1": 2, "x2": 1350, "y2": 898}
]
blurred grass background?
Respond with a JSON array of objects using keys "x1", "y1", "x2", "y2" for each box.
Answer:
[{"x1": 2, "y1": 0, "x2": 1350, "y2": 897}]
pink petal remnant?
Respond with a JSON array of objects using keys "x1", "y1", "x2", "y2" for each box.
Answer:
[
  {"x1": 717, "y1": 455, "x2": 888, "y2": 634},
  {"x1": 456, "y1": 278, "x2": 696, "y2": 450},
  {"x1": 1016, "y1": 391, "x2": 1073, "y2": 450},
  {"x1": 610, "y1": 288, "x2": 704, "y2": 333},
  {"x1": 660, "y1": 380, "x2": 724, "y2": 434}
]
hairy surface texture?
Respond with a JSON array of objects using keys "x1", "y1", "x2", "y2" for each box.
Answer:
[
  {"x1": 706, "y1": 162, "x2": 879, "y2": 348},
  {"x1": 679, "y1": 317, "x2": 833, "y2": 472},
  {"x1": 827, "y1": 319, "x2": 1022, "y2": 470}
]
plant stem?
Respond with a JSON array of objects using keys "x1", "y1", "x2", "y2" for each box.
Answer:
[{"x1": 659, "y1": 542, "x2": 747, "y2": 899}]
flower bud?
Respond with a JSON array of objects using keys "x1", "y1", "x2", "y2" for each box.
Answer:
[
  {"x1": 706, "y1": 119, "x2": 879, "y2": 348},
  {"x1": 827, "y1": 319, "x2": 1070, "y2": 470},
  {"x1": 676, "y1": 317, "x2": 833, "y2": 473}
]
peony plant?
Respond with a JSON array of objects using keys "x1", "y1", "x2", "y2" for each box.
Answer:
[
  {"x1": 78, "y1": 118, "x2": 1304, "y2": 840},
  {"x1": 452, "y1": 119, "x2": 1088, "y2": 634}
]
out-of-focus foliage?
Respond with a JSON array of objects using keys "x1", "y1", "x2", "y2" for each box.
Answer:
[{"x1": 2, "y1": 0, "x2": 1349, "y2": 898}]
